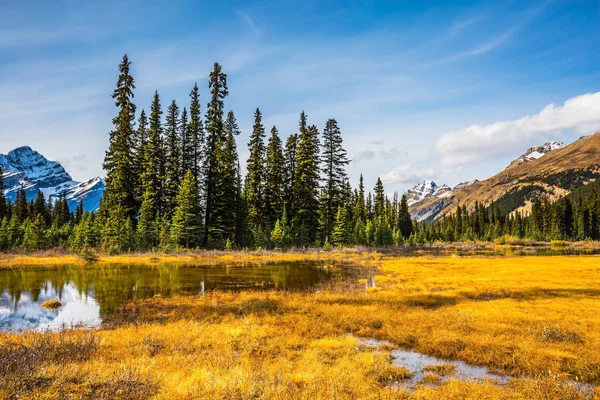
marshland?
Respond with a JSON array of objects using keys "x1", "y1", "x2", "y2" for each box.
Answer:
[{"x1": 1, "y1": 250, "x2": 599, "y2": 399}]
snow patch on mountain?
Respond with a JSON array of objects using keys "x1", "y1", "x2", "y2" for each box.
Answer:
[
  {"x1": 1, "y1": 147, "x2": 104, "y2": 212},
  {"x1": 509, "y1": 141, "x2": 565, "y2": 167},
  {"x1": 406, "y1": 181, "x2": 452, "y2": 206}
]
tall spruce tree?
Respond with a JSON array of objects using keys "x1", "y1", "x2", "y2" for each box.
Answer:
[
  {"x1": 170, "y1": 170, "x2": 202, "y2": 248},
  {"x1": 164, "y1": 99, "x2": 181, "y2": 218},
  {"x1": 0, "y1": 167, "x2": 6, "y2": 221},
  {"x1": 203, "y1": 62, "x2": 228, "y2": 247},
  {"x1": 291, "y1": 113, "x2": 321, "y2": 244},
  {"x1": 264, "y1": 126, "x2": 285, "y2": 229},
  {"x1": 398, "y1": 194, "x2": 413, "y2": 239},
  {"x1": 245, "y1": 108, "x2": 266, "y2": 243},
  {"x1": 180, "y1": 107, "x2": 191, "y2": 174},
  {"x1": 373, "y1": 177, "x2": 385, "y2": 218},
  {"x1": 188, "y1": 83, "x2": 204, "y2": 189},
  {"x1": 137, "y1": 91, "x2": 163, "y2": 249},
  {"x1": 144, "y1": 91, "x2": 164, "y2": 217},
  {"x1": 320, "y1": 118, "x2": 349, "y2": 240},
  {"x1": 283, "y1": 133, "x2": 299, "y2": 215},
  {"x1": 220, "y1": 110, "x2": 241, "y2": 243},
  {"x1": 102, "y1": 54, "x2": 137, "y2": 221},
  {"x1": 134, "y1": 109, "x2": 148, "y2": 204}
]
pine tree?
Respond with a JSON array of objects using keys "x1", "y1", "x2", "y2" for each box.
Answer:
[
  {"x1": 264, "y1": 126, "x2": 285, "y2": 228},
  {"x1": 291, "y1": 113, "x2": 320, "y2": 244},
  {"x1": 134, "y1": 109, "x2": 148, "y2": 203},
  {"x1": 353, "y1": 174, "x2": 366, "y2": 223},
  {"x1": 203, "y1": 62, "x2": 228, "y2": 247},
  {"x1": 331, "y1": 205, "x2": 348, "y2": 246},
  {"x1": 245, "y1": 108, "x2": 266, "y2": 243},
  {"x1": 0, "y1": 167, "x2": 6, "y2": 221},
  {"x1": 320, "y1": 118, "x2": 349, "y2": 240},
  {"x1": 102, "y1": 54, "x2": 137, "y2": 221},
  {"x1": 398, "y1": 194, "x2": 413, "y2": 239},
  {"x1": 15, "y1": 185, "x2": 28, "y2": 223},
  {"x1": 143, "y1": 91, "x2": 164, "y2": 220},
  {"x1": 219, "y1": 110, "x2": 241, "y2": 243},
  {"x1": 180, "y1": 107, "x2": 191, "y2": 174},
  {"x1": 188, "y1": 83, "x2": 205, "y2": 191},
  {"x1": 270, "y1": 219, "x2": 285, "y2": 247},
  {"x1": 171, "y1": 170, "x2": 202, "y2": 248},
  {"x1": 164, "y1": 99, "x2": 181, "y2": 218},
  {"x1": 373, "y1": 177, "x2": 385, "y2": 218},
  {"x1": 283, "y1": 133, "x2": 299, "y2": 215},
  {"x1": 75, "y1": 200, "x2": 84, "y2": 224}
]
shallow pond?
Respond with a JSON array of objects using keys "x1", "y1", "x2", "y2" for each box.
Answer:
[
  {"x1": 0, "y1": 262, "x2": 365, "y2": 332},
  {"x1": 359, "y1": 338, "x2": 596, "y2": 395}
]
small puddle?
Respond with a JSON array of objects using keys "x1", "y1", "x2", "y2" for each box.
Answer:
[
  {"x1": 358, "y1": 338, "x2": 507, "y2": 390},
  {"x1": 357, "y1": 338, "x2": 596, "y2": 396}
]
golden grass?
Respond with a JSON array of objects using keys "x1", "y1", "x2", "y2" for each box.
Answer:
[
  {"x1": 0, "y1": 249, "x2": 377, "y2": 268},
  {"x1": 2, "y1": 255, "x2": 600, "y2": 399},
  {"x1": 41, "y1": 299, "x2": 63, "y2": 310}
]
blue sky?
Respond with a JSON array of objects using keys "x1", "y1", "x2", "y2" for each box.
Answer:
[{"x1": 1, "y1": 0, "x2": 599, "y2": 193}]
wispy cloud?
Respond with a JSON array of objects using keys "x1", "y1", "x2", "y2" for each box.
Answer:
[
  {"x1": 353, "y1": 150, "x2": 375, "y2": 164},
  {"x1": 235, "y1": 9, "x2": 260, "y2": 39},
  {"x1": 434, "y1": 91, "x2": 600, "y2": 168}
]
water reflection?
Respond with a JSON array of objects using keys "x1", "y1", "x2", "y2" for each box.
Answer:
[{"x1": 0, "y1": 262, "x2": 360, "y2": 332}]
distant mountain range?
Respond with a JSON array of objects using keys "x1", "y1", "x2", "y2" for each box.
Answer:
[
  {"x1": 0, "y1": 146, "x2": 104, "y2": 212},
  {"x1": 409, "y1": 132, "x2": 600, "y2": 222}
]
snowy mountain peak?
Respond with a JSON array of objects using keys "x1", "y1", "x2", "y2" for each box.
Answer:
[
  {"x1": 1, "y1": 146, "x2": 104, "y2": 212},
  {"x1": 509, "y1": 141, "x2": 565, "y2": 167},
  {"x1": 407, "y1": 180, "x2": 451, "y2": 206},
  {"x1": 0, "y1": 146, "x2": 72, "y2": 188}
]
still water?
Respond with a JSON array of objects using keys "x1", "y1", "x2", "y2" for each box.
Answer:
[{"x1": 0, "y1": 262, "x2": 362, "y2": 332}]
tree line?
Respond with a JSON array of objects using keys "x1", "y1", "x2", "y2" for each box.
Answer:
[{"x1": 0, "y1": 55, "x2": 598, "y2": 252}]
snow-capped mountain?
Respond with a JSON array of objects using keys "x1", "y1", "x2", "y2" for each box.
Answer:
[
  {"x1": 406, "y1": 181, "x2": 452, "y2": 206},
  {"x1": 508, "y1": 141, "x2": 565, "y2": 167},
  {"x1": 0, "y1": 146, "x2": 104, "y2": 212}
]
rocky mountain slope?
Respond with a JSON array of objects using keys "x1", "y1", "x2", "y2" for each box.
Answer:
[
  {"x1": 410, "y1": 132, "x2": 600, "y2": 222},
  {"x1": 406, "y1": 181, "x2": 451, "y2": 206},
  {"x1": 508, "y1": 141, "x2": 565, "y2": 167},
  {"x1": 0, "y1": 146, "x2": 104, "y2": 212}
]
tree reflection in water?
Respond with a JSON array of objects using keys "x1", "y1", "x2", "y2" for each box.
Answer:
[{"x1": 0, "y1": 262, "x2": 361, "y2": 332}]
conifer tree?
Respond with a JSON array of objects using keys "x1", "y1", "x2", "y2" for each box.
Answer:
[
  {"x1": 203, "y1": 62, "x2": 228, "y2": 247},
  {"x1": 398, "y1": 194, "x2": 413, "y2": 239},
  {"x1": 219, "y1": 110, "x2": 241, "y2": 242},
  {"x1": 134, "y1": 109, "x2": 148, "y2": 203},
  {"x1": 180, "y1": 107, "x2": 191, "y2": 174},
  {"x1": 171, "y1": 170, "x2": 202, "y2": 248},
  {"x1": 164, "y1": 99, "x2": 181, "y2": 218},
  {"x1": 15, "y1": 185, "x2": 28, "y2": 223},
  {"x1": 264, "y1": 126, "x2": 285, "y2": 228},
  {"x1": 291, "y1": 113, "x2": 320, "y2": 244},
  {"x1": 331, "y1": 206, "x2": 348, "y2": 246},
  {"x1": 0, "y1": 167, "x2": 6, "y2": 221},
  {"x1": 320, "y1": 118, "x2": 349, "y2": 239},
  {"x1": 188, "y1": 83, "x2": 204, "y2": 190},
  {"x1": 102, "y1": 54, "x2": 137, "y2": 221},
  {"x1": 143, "y1": 91, "x2": 164, "y2": 219},
  {"x1": 283, "y1": 133, "x2": 299, "y2": 214},
  {"x1": 270, "y1": 219, "x2": 285, "y2": 247},
  {"x1": 373, "y1": 177, "x2": 385, "y2": 218},
  {"x1": 353, "y1": 174, "x2": 366, "y2": 223},
  {"x1": 245, "y1": 108, "x2": 266, "y2": 243}
]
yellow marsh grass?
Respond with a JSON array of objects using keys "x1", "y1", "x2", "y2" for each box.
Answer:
[
  {"x1": 1, "y1": 255, "x2": 600, "y2": 399},
  {"x1": 0, "y1": 250, "x2": 377, "y2": 268}
]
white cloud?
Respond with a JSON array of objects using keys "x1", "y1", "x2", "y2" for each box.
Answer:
[
  {"x1": 434, "y1": 92, "x2": 600, "y2": 168},
  {"x1": 381, "y1": 163, "x2": 435, "y2": 185}
]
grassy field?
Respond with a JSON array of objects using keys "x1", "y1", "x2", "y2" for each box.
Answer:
[{"x1": 2, "y1": 254, "x2": 600, "y2": 399}]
